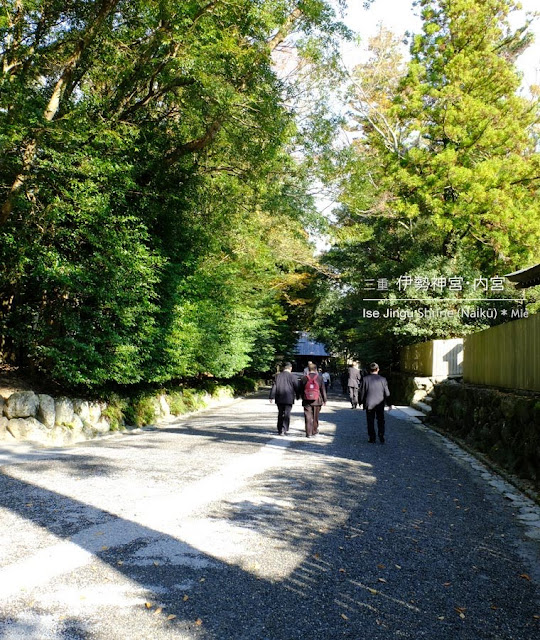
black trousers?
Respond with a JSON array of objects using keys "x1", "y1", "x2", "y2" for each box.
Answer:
[
  {"x1": 277, "y1": 403, "x2": 293, "y2": 433},
  {"x1": 348, "y1": 386, "x2": 359, "y2": 408},
  {"x1": 366, "y1": 404, "x2": 385, "y2": 442}
]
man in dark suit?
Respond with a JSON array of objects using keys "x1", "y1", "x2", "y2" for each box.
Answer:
[
  {"x1": 347, "y1": 361, "x2": 363, "y2": 409},
  {"x1": 360, "y1": 362, "x2": 393, "y2": 444},
  {"x1": 299, "y1": 362, "x2": 327, "y2": 438},
  {"x1": 269, "y1": 362, "x2": 300, "y2": 436}
]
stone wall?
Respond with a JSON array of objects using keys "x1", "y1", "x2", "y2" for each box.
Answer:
[
  {"x1": 388, "y1": 372, "x2": 440, "y2": 405},
  {"x1": 429, "y1": 381, "x2": 540, "y2": 487},
  {"x1": 0, "y1": 384, "x2": 249, "y2": 447},
  {"x1": 0, "y1": 391, "x2": 114, "y2": 446}
]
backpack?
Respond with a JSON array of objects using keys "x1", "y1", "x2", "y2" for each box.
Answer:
[{"x1": 303, "y1": 372, "x2": 320, "y2": 401}]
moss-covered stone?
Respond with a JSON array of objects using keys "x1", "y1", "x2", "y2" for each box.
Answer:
[{"x1": 428, "y1": 382, "x2": 539, "y2": 488}]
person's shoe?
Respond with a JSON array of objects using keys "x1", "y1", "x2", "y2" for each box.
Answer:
[
  {"x1": 368, "y1": 439, "x2": 376, "y2": 444},
  {"x1": 379, "y1": 437, "x2": 385, "y2": 444}
]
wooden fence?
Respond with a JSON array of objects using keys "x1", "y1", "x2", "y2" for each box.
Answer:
[
  {"x1": 401, "y1": 339, "x2": 463, "y2": 377},
  {"x1": 463, "y1": 313, "x2": 540, "y2": 392}
]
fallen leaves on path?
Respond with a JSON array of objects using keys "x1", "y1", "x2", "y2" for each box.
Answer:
[{"x1": 455, "y1": 606, "x2": 466, "y2": 619}]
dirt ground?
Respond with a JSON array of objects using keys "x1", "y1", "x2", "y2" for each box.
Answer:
[{"x1": 0, "y1": 364, "x2": 51, "y2": 399}]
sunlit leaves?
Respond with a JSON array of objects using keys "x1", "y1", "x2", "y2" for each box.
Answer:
[
  {"x1": 312, "y1": 0, "x2": 540, "y2": 365},
  {"x1": 0, "y1": 1, "x2": 349, "y2": 387}
]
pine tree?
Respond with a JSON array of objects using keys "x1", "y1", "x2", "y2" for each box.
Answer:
[
  {"x1": 394, "y1": 0, "x2": 540, "y2": 269},
  {"x1": 313, "y1": 2, "x2": 540, "y2": 365}
]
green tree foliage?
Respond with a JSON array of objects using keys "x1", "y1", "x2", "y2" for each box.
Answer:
[
  {"x1": 399, "y1": 0, "x2": 540, "y2": 268},
  {"x1": 314, "y1": 1, "x2": 540, "y2": 365},
  {"x1": 0, "y1": 0, "x2": 347, "y2": 388}
]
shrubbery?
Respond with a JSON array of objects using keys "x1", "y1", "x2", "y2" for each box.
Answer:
[
  {"x1": 101, "y1": 396, "x2": 127, "y2": 431},
  {"x1": 0, "y1": 0, "x2": 331, "y2": 392},
  {"x1": 102, "y1": 377, "x2": 261, "y2": 428},
  {"x1": 229, "y1": 376, "x2": 260, "y2": 394},
  {"x1": 123, "y1": 395, "x2": 161, "y2": 427}
]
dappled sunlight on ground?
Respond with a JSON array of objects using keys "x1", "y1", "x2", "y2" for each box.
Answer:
[{"x1": 0, "y1": 393, "x2": 538, "y2": 639}]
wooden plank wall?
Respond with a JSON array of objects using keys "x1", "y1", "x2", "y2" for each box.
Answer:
[
  {"x1": 463, "y1": 313, "x2": 540, "y2": 392},
  {"x1": 432, "y1": 339, "x2": 464, "y2": 377},
  {"x1": 401, "y1": 339, "x2": 464, "y2": 377},
  {"x1": 401, "y1": 342, "x2": 434, "y2": 376}
]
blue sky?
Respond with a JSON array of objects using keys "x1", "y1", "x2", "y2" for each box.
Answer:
[{"x1": 341, "y1": 0, "x2": 540, "y2": 90}]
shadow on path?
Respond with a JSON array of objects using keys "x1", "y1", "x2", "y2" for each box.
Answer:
[{"x1": 0, "y1": 393, "x2": 538, "y2": 639}]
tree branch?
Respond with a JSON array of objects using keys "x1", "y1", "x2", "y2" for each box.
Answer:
[
  {"x1": 164, "y1": 118, "x2": 223, "y2": 166},
  {"x1": 267, "y1": 8, "x2": 303, "y2": 51}
]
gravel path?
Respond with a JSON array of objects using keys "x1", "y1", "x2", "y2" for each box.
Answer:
[{"x1": 0, "y1": 391, "x2": 538, "y2": 639}]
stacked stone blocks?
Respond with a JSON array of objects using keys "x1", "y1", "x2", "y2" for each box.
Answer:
[
  {"x1": 0, "y1": 391, "x2": 111, "y2": 446},
  {"x1": 430, "y1": 381, "x2": 540, "y2": 487}
]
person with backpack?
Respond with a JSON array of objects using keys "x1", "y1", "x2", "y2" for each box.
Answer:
[{"x1": 299, "y1": 362, "x2": 327, "y2": 438}]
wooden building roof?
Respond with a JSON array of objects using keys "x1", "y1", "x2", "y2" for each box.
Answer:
[
  {"x1": 294, "y1": 332, "x2": 330, "y2": 357},
  {"x1": 504, "y1": 263, "x2": 540, "y2": 289}
]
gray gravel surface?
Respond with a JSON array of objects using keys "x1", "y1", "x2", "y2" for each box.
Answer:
[{"x1": 0, "y1": 391, "x2": 538, "y2": 639}]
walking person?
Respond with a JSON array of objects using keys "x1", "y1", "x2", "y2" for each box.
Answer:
[
  {"x1": 269, "y1": 362, "x2": 299, "y2": 436},
  {"x1": 299, "y1": 362, "x2": 327, "y2": 438},
  {"x1": 340, "y1": 370, "x2": 348, "y2": 394},
  {"x1": 303, "y1": 361, "x2": 313, "y2": 376},
  {"x1": 360, "y1": 362, "x2": 393, "y2": 444},
  {"x1": 322, "y1": 370, "x2": 331, "y2": 393},
  {"x1": 347, "y1": 361, "x2": 363, "y2": 409}
]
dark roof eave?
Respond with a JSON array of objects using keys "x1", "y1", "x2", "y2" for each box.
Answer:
[{"x1": 504, "y1": 263, "x2": 540, "y2": 289}]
